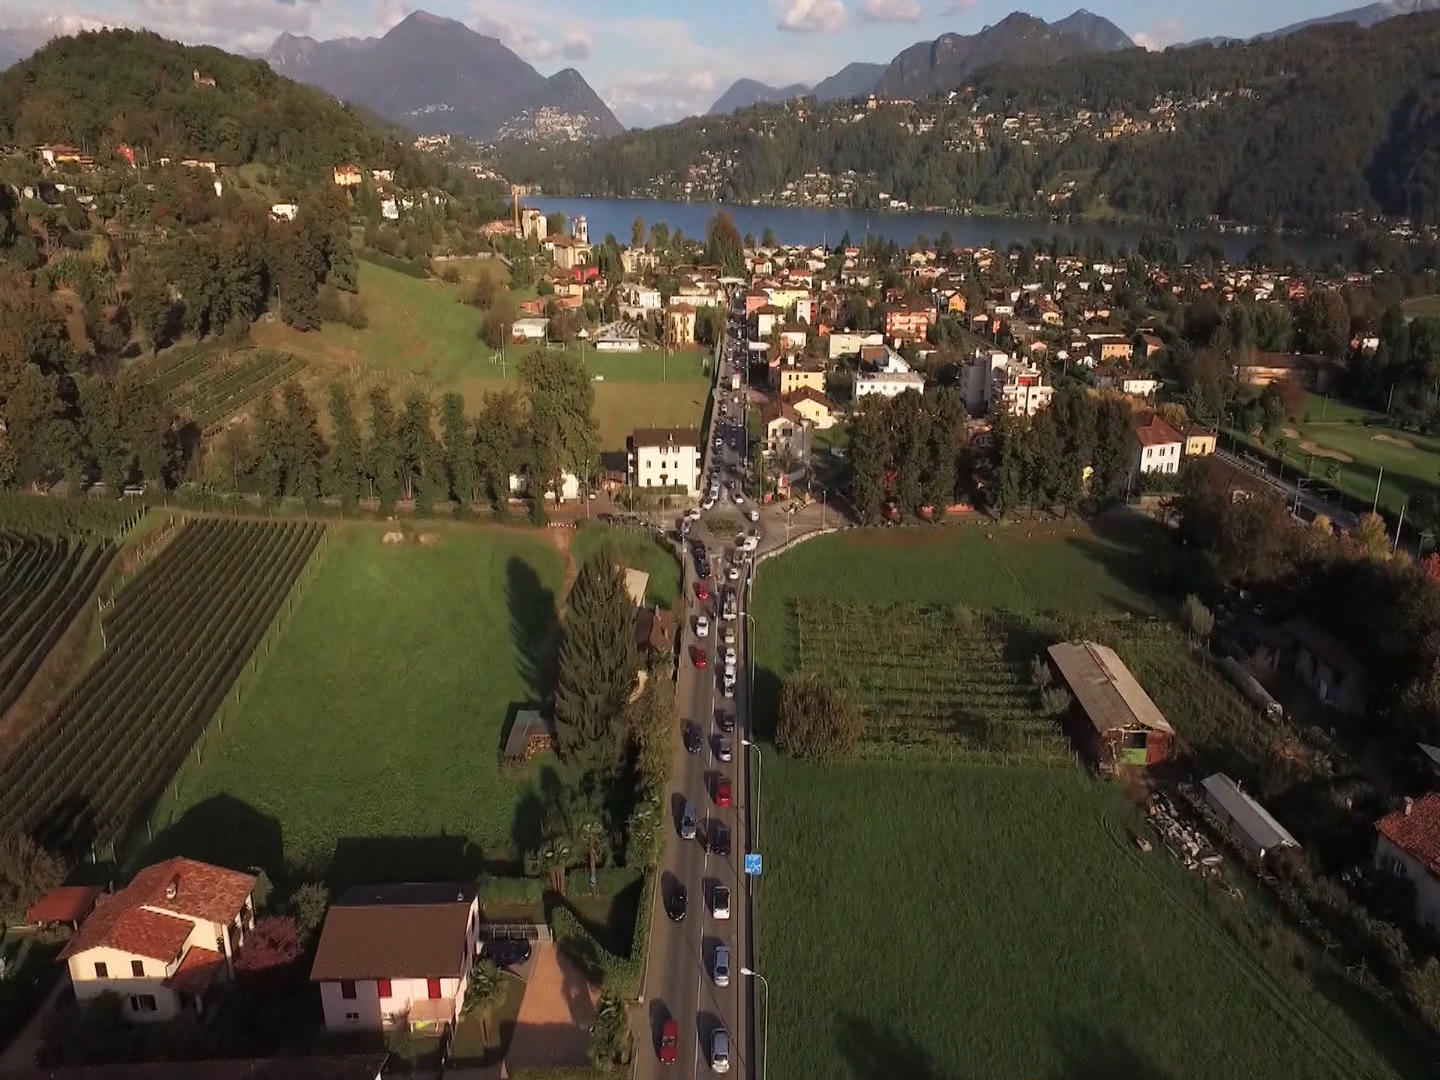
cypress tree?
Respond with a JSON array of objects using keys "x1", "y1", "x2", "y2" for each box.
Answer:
[
  {"x1": 367, "y1": 387, "x2": 401, "y2": 513},
  {"x1": 553, "y1": 552, "x2": 638, "y2": 765},
  {"x1": 326, "y1": 383, "x2": 363, "y2": 510},
  {"x1": 440, "y1": 392, "x2": 474, "y2": 512}
]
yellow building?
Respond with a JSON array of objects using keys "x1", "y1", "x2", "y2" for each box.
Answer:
[
  {"x1": 777, "y1": 366, "x2": 827, "y2": 398},
  {"x1": 667, "y1": 303, "x2": 697, "y2": 347},
  {"x1": 1183, "y1": 425, "x2": 1217, "y2": 457},
  {"x1": 784, "y1": 387, "x2": 836, "y2": 430}
]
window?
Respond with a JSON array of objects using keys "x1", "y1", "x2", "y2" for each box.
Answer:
[
  {"x1": 377, "y1": 978, "x2": 392, "y2": 999},
  {"x1": 131, "y1": 960, "x2": 145, "y2": 977},
  {"x1": 340, "y1": 980, "x2": 357, "y2": 1000},
  {"x1": 427, "y1": 978, "x2": 443, "y2": 1000},
  {"x1": 94, "y1": 962, "x2": 109, "y2": 979},
  {"x1": 345, "y1": 1011, "x2": 360, "y2": 1022},
  {"x1": 129, "y1": 994, "x2": 158, "y2": 1013}
]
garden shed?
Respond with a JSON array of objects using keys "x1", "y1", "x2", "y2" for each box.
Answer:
[
  {"x1": 1201, "y1": 772, "x2": 1300, "y2": 863},
  {"x1": 502, "y1": 709, "x2": 554, "y2": 765},
  {"x1": 1047, "y1": 641, "x2": 1173, "y2": 771}
]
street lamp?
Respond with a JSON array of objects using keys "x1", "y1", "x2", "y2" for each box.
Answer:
[
  {"x1": 741, "y1": 967, "x2": 769, "y2": 1080},
  {"x1": 741, "y1": 737, "x2": 762, "y2": 850}
]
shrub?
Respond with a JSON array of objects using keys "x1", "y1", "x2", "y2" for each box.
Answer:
[
  {"x1": 0, "y1": 834, "x2": 64, "y2": 925},
  {"x1": 286, "y1": 882, "x2": 329, "y2": 942},
  {"x1": 1029, "y1": 655, "x2": 1053, "y2": 690},
  {"x1": 439, "y1": 265, "x2": 460, "y2": 284},
  {"x1": 1040, "y1": 686, "x2": 1073, "y2": 716},
  {"x1": 1181, "y1": 593, "x2": 1214, "y2": 640},
  {"x1": 777, "y1": 671, "x2": 864, "y2": 763},
  {"x1": 234, "y1": 915, "x2": 303, "y2": 991}
]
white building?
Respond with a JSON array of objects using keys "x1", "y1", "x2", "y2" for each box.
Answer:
[
  {"x1": 1376, "y1": 793, "x2": 1440, "y2": 931},
  {"x1": 959, "y1": 348, "x2": 1012, "y2": 415},
  {"x1": 992, "y1": 361, "x2": 1054, "y2": 417},
  {"x1": 855, "y1": 371, "x2": 926, "y2": 400},
  {"x1": 828, "y1": 331, "x2": 884, "y2": 360},
  {"x1": 628, "y1": 427, "x2": 702, "y2": 495},
  {"x1": 1133, "y1": 413, "x2": 1183, "y2": 476},
  {"x1": 511, "y1": 317, "x2": 549, "y2": 343},
  {"x1": 509, "y1": 471, "x2": 582, "y2": 502},
  {"x1": 625, "y1": 285, "x2": 661, "y2": 311}
]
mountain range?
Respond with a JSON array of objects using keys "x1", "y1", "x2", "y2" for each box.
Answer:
[
  {"x1": 707, "y1": 9, "x2": 1131, "y2": 116},
  {"x1": 1261, "y1": 0, "x2": 1440, "y2": 38},
  {"x1": 260, "y1": 11, "x2": 620, "y2": 141}
]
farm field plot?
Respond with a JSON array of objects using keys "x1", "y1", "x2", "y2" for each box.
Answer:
[
  {"x1": 791, "y1": 600, "x2": 1070, "y2": 764},
  {"x1": 753, "y1": 521, "x2": 1424, "y2": 1080},
  {"x1": 250, "y1": 260, "x2": 708, "y2": 450},
  {"x1": 0, "y1": 518, "x2": 322, "y2": 852},
  {"x1": 149, "y1": 524, "x2": 568, "y2": 886},
  {"x1": 761, "y1": 762, "x2": 1418, "y2": 1080},
  {"x1": 146, "y1": 345, "x2": 305, "y2": 431}
]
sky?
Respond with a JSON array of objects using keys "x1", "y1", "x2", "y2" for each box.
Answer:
[{"x1": 0, "y1": 0, "x2": 1372, "y2": 127}]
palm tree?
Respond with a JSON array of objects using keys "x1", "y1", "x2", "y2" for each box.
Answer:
[
  {"x1": 1270, "y1": 434, "x2": 1289, "y2": 481},
  {"x1": 541, "y1": 836, "x2": 572, "y2": 894},
  {"x1": 462, "y1": 959, "x2": 505, "y2": 1043},
  {"x1": 578, "y1": 820, "x2": 606, "y2": 891},
  {"x1": 588, "y1": 991, "x2": 629, "y2": 1072}
]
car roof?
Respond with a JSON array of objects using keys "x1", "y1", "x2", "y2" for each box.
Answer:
[
  {"x1": 713, "y1": 1030, "x2": 729, "y2": 1050},
  {"x1": 663, "y1": 1018, "x2": 678, "y2": 1034}
]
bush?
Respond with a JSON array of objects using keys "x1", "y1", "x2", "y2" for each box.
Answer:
[
  {"x1": 777, "y1": 671, "x2": 864, "y2": 763},
  {"x1": 478, "y1": 876, "x2": 546, "y2": 906},
  {"x1": 0, "y1": 834, "x2": 64, "y2": 925},
  {"x1": 1040, "y1": 686, "x2": 1073, "y2": 716},
  {"x1": 234, "y1": 915, "x2": 303, "y2": 991},
  {"x1": 439, "y1": 265, "x2": 460, "y2": 284},
  {"x1": 1181, "y1": 593, "x2": 1214, "y2": 640},
  {"x1": 286, "y1": 882, "x2": 329, "y2": 942}
]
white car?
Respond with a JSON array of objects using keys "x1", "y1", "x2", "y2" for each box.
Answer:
[
  {"x1": 724, "y1": 661, "x2": 736, "y2": 679},
  {"x1": 701, "y1": 497, "x2": 716, "y2": 511},
  {"x1": 747, "y1": 509, "x2": 760, "y2": 522},
  {"x1": 684, "y1": 507, "x2": 701, "y2": 521},
  {"x1": 732, "y1": 491, "x2": 745, "y2": 505},
  {"x1": 714, "y1": 437, "x2": 724, "y2": 450},
  {"x1": 712, "y1": 884, "x2": 731, "y2": 920},
  {"x1": 724, "y1": 647, "x2": 737, "y2": 666},
  {"x1": 723, "y1": 626, "x2": 736, "y2": 646},
  {"x1": 722, "y1": 676, "x2": 735, "y2": 698},
  {"x1": 726, "y1": 565, "x2": 739, "y2": 581},
  {"x1": 738, "y1": 535, "x2": 759, "y2": 553},
  {"x1": 695, "y1": 615, "x2": 710, "y2": 639}
]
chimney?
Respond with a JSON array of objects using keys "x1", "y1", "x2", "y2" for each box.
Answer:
[
  {"x1": 165, "y1": 874, "x2": 179, "y2": 901},
  {"x1": 1405, "y1": 796, "x2": 1414, "y2": 817}
]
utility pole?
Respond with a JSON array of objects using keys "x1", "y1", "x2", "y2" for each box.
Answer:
[
  {"x1": 1373, "y1": 465, "x2": 1385, "y2": 515},
  {"x1": 1394, "y1": 498, "x2": 1407, "y2": 552}
]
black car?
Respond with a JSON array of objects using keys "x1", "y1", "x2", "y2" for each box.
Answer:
[
  {"x1": 667, "y1": 884, "x2": 688, "y2": 922},
  {"x1": 717, "y1": 712, "x2": 736, "y2": 733},
  {"x1": 482, "y1": 938, "x2": 532, "y2": 968},
  {"x1": 709, "y1": 821, "x2": 731, "y2": 856},
  {"x1": 684, "y1": 723, "x2": 702, "y2": 754}
]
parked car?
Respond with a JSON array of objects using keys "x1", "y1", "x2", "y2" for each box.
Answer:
[
  {"x1": 717, "y1": 711, "x2": 735, "y2": 733},
  {"x1": 723, "y1": 626, "x2": 736, "y2": 647},
  {"x1": 481, "y1": 938, "x2": 532, "y2": 968},
  {"x1": 658, "y1": 1018, "x2": 678, "y2": 1065},
  {"x1": 713, "y1": 944, "x2": 731, "y2": 987},
  {"x1": 684, "y1": 507, "x2": 701, "y2": 521},
  {"x1": 711, "y1": 1028, "x2": 730, "y2": 1073},
  {"x1": 747, "y1": 509, "x2": 760, "y2": 522},
  {"x1": 723, "y1": 647, "x2": 737, "y2": 667},
  {"x1": 715, "y1": 776, "x2": 732, "y2": 808},
  {"x1": 695, "y1": 615, "x2": 710, "y2": 638},
  {"x1": 732, "y1": 491, "x2": 745, "y2": 505},
  {"x1": 712, "y1": 884, "x2": 731, "y2": 920},
  {"x1": 701, "y1": 496, "x2": 716, "y2": 511},
  {"x1": 680, "y1": 803, "x2": 697, "y2": 840},
  {"x1": 697, "y1": 582, "x2": 711, "y2": 603},
  {"x1": 667, "y1": 884, "x2": 687, "y2": 922}
]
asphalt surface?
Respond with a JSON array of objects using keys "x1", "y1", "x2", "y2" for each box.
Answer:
[{"x1": 634, "y1": 301, "x2": 761, "y2": 1080}]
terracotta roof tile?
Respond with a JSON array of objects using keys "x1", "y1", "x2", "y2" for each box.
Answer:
[
  {"x1": 1378, "y1": 793, "x2": 1440, "y2": 878},
  {"x1": 1134, "y1": 412, "x2": 1182, "y2": 448},
  {"x1": 166, "y1": 946, "x2": 226, "y2": 994},
  {"x1": 26, "y1": 885, "x2": 103, "y2": 926}
]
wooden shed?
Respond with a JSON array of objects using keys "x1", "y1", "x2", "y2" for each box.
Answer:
[
  {"x1": 502, "y1": 709, "x2": 554, "y2": 766},
  {"x1": 1047, "y1": 641, "x2": 1173, "y2": 771}
]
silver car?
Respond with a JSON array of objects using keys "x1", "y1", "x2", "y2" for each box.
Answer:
[
  {"x1": 712, "y1": 944, "x2": 731, "y2": 987},
  {"x1": 680, "y1": 803, "x2": 697, "y2": 840},
  {"x1": 717, "y1": 736, "x2": 733, "y2": 762}
]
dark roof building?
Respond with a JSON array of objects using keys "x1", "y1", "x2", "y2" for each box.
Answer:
[
  {"x1": 310, "y1": 883, "x2": 477, "y2": 982},
  {"x1": 1047, "y1": 641, "x2": 1173, "y2": 771}
]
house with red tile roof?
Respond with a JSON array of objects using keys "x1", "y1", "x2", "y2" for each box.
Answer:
[
  {"x1": 1376, "y1": 793, "x2": 1440, "y2": 931},
  {"x1": 1132, "y1": 412, "x2": 1183, "y2": 479},
  {"x1": 60, "y1": 857, "x2": 256, "y2": 1022}
]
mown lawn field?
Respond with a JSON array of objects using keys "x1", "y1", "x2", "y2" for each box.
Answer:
[
  {"x1": 148, "y1": 522, "x2": 569, "y2": 885},
  {"x1": 1227, "y1": 389, "x2": 1440, "y2": 518},
  {"x1": 571, "y1": 523, "x2": 682, "y2": 609},
  {"x1": 251, "y1": 260, "x2": 709, "y2": 450},
  {"x1": 752, "y1": 517, "x2": 1426, "y2": 1079}
]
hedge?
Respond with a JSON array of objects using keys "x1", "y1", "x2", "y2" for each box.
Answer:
[{"x1": 551, "y1": 870, "x2": 655, "y2": 1000}]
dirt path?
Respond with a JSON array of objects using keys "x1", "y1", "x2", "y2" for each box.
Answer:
[{"x1": 504, "y1": 944, "x2": 596, "y2": 1070}]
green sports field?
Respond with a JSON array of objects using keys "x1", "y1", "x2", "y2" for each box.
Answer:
[
  {"x1": 752, "y1": 518, "x2": 1428, "y2": 1080},
  {"x1": 251, "y1": 260, "x2": 709, "y2": 450},
  {"x1": 147, "y1": 522, "x2": 570, "y2": 885}
]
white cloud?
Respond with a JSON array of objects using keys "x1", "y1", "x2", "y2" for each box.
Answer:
[
  {"x1": 1133, "y1": 17, "x2": 1183, "y2": 50},
  {"x1": 561, "y1": 33, "x2": 590, "y2": 60},
  {"x1": 859, "y1": 0, "x2": 922, "y2": 22},
  {"x1": 777, "y1": 0, "x2": 848, "y2": 33},
  {"x1": 604, "y1": 67, "x2": 720, "y2": 128}
]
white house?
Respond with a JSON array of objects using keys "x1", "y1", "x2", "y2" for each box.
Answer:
[
  {"x1": 628, "y1": 427, "x2": 703, "y2": 495},
  {"x1": 311, "y1": 883, "x2": 479, "y2": 1033},
  {"x1": 1376, "y1": 793, "x2": 1440, "y2": 930},
  {"x1": 828, "y1": 332, "x2": 884, "y2": 360},
  {"x1": 60, "y1": 858, "x2": 256, "y2": 1023},
  {"x1": 959, "y1": 349, "x2": 1011, "y2": 415},
  {"x1": 511, "y1": 317, "x2": 549, "y2": 343},
  {"x1": 1133, "y1": 412, "x2": 1183, "y2": 476},
  {"x1": 269, "y1": 203, "x2": 298, "y2": 222},
  {"x1": 625, "y1": 285, "x2": 661, "y2": 311},
  {"x1": 1122, "y1": 377, "x2": 1161, "y2": 398},
  {"x1": 509, "y1": 471, "x2": 582, "y2": 502},
  {"x1": 992, "y1": 361, "x2": 1053, "y2": 417},
  {"x1": 855, "y1": 371, "x2": 926, "y2": 400}
]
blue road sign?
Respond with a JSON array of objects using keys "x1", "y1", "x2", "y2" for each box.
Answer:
[{"x1": 745, "y1": 853, "x2": 762, "y2": 876}]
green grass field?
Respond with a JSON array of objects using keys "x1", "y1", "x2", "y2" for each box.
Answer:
[
  {"x1": 753, "y1": 517, "x2": 1425, "y2": 1079},
  {"x1": 251, "y1": 260, "x2": 709, "y2": 450},
  {"x1": 571, "y1": 523, "x2": 682, "y2": 609},
  {"x1": 1229, "y1": 390, "x2": 1440, "y2": 518},
  {"x1": 147, "y1": 522, "x2": 569, "y2": 885}
]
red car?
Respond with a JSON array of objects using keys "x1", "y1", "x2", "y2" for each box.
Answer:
[
  {"x1": 658, "y1": 1018, "x2": 678, "y2": 1064},
  {"x1": 694, "y1": 647, "x2": 708, "y2": 669},
  {"x1": 697, "y1": 582, "x2": 711, "y2": 603},
  {"x1": 715, "y1": 776, "x2": 732, "y2": 808}
]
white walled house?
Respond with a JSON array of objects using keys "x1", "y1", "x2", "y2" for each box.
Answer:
[
  {"x1": 1133, "y1": 412, "x2": 1183, "y2": 476},
  {"x1": 60, "y1": 858, "x2": 256, "y2": 1023},
  {"x1": 1376, "y1": 794, "x2": 1440, "y2": 930},
  {"x1": 311, "y1": 883, "x2": 479, "y2": 1033},
  {"x1": 855, "y1": 371, "x2": 926, "y2": 400},
  {"x1": 628, "y1": 427, "x2": 702, "y2": 495},
  {"x1": 991, "y1": 361, "x2": 1053, "y2": 418}
]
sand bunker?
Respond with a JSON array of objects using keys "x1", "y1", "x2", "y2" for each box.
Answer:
[
  {"x1": 1297, "y1": 440, "x2": 1353, "y2": 463},
  {"x1": 1372, "y1": 432, "x2": 1416, "y2": 449}
]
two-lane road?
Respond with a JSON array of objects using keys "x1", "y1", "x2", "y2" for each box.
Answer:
[{"x1": 635, "y1": 299, "x2": 755, "y2": 1080}]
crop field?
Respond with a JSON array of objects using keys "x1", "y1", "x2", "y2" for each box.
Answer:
[
  {"x1": 0, "y1": 533, "x2": 117, "y2": 717},
  {"x1": 147, "y1": 346, "x2": 305, "y2": 430},
  {"x1": 149, "y1": 524, "x2": 569, "y2": 885},
  {"x1": 753, "y1": 521, "x2": 1423, "y2": 1080},
  {"x1": 0, "y1": 519, "x2": 322, "y2": 851},
  {"x1": 760, "y1": 762, "x2": 1418, "y2": 1080},
  {"x1": 250, "y1": 260, "x2": 708, "y2": 450},
  {"x1": 791, "y1": 600, "x2": 1070, "y2": 764},
  {"x1": 0, "y1": 494, "x2": 142, "y2": 538}
]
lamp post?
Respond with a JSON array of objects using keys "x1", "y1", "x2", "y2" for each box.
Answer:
[
  {"x1": 741, "y1": 737, "x2": 762, "y2": 850},
  {"x1": 741, "y1": 967, "x2": 769, "y2": 1080}
]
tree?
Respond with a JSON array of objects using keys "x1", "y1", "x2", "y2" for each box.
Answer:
[
  {"x1": 326, "y1": 384, "x2": 363, "y2": 509},
  {"x1": 704, "y1": 211, "x2": 744, "y2": 276},
  {"x1": 776, "y1": 671, "x2": 864, "y2": 763},
  {"x1": 1298, "y1": 289, "x2": 1351, "y2": 360},
  {"x1": 761, "y1": 226, "x2": 777, "y2": 248},
  {"x1": 440, "y1": 391, "x2": 474, "y2": 510},
  {"x1": 546, "y1": 211, "x2": 567, "y2": 238},
  {"x1": 631, "y1": 215, "x2": 645, "y2": 249},
  {"x1": 287, "y1": 883, "x2": 329, "y2": 943},
  {"x1": 473, "y1": 388, "x2": 523, "y2": 504},
  {"x1": 481, "y1": 297, "x2": 516, "y2": 350},
  {"x1": 367, "y1": 387, "x2": 401, "y2": 512},
  {"x1": 1353, "y1": 511, "x2": 1391, "y2": 560},
  {"x1": 279, "y1": 380, "x2": 324, "y2": 499},
  {"x1": 589, "y1": 991, "x2": 629, "y2": 1071},
  {"x1": 0, "y1": 832, "x2": 63, "y2": 924},
  {"x1": 398, "y1": 389, "x2": 436, "y2": 506},
  {"x1": 234, "y1": 915, "x2": 303, "y2": 991},
  {"x1": 553, "y1": 552, "x2": 637, "y2": 765},
  {"x1": 1181, "y1": 594, "x2": 1214, "y2": 641},
  {"x1": 520, "y1": 349, "x2": 597, "y2": 502}
]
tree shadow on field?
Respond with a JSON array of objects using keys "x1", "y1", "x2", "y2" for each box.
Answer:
[
  {"x1": 328, "y1": 833, "x2": 489, "y2": 889},
  {"x1": 507, "y1": 556, "x2": 560, "y2": 702},
  {"x1": 143, "y1": 793, "x2": 289, "y2": 888},
  {"x1": 1045, "y1": 1018, "x2": 1173, "y2": 1080},
  {"x1": 1062, "y1": 508, "x2": 1175, "y2": 615},
  {"x1": 510, "y1": 764, "x2": 570, "y2": 863},
  {"x1": 834, "y1": 1013, "x2": 953, "y2": 1080}
]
